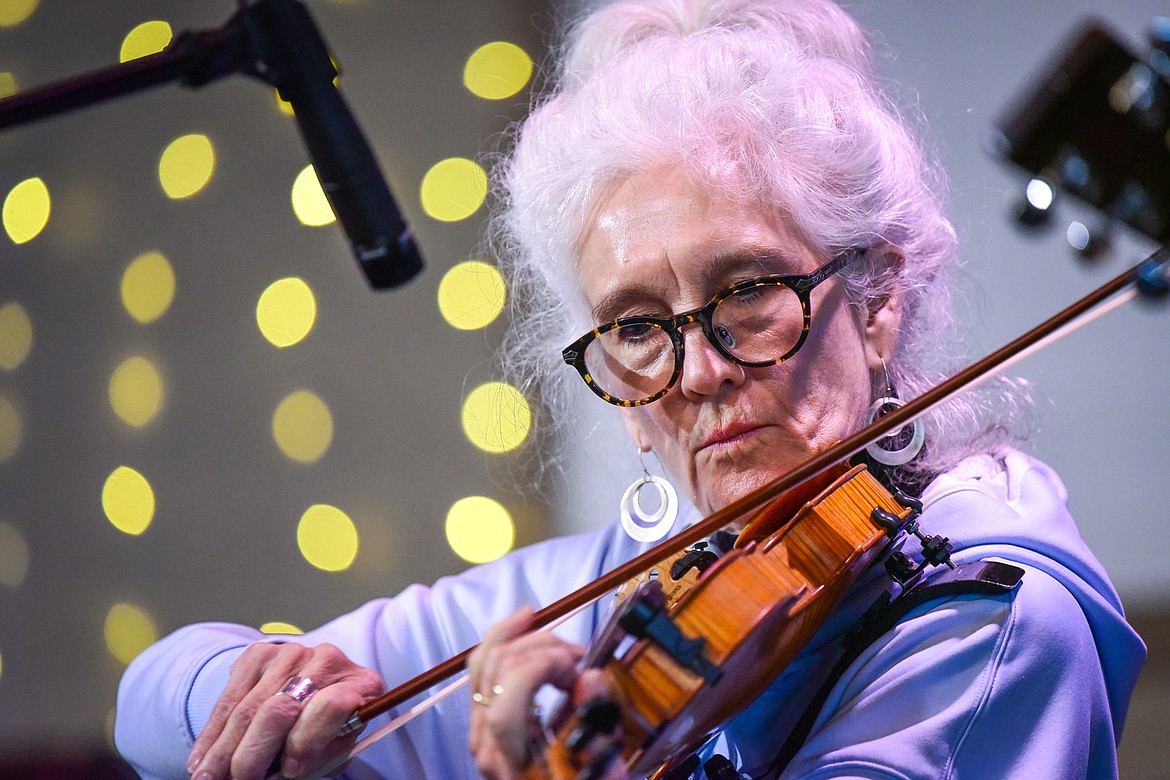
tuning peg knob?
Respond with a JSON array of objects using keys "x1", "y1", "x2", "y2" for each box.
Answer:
[
  {"x1": 1066, "y1": 219, "x2": 1112, "y2": 260},
  {"x1": 1011, "y1": 177, "x2": 1057, "y2": 229}
]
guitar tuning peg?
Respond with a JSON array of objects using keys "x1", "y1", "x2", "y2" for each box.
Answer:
[
  {"x1": 1010, "y1": 176, "x2": 1057, "y2": 229},
  {"x1": 1066, "y1": 219, "x2": 1112, "y2": 260}
]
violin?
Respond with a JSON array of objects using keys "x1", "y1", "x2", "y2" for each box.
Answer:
[{"x1": 527, "y1": 463, "x2": 916, "y2": 780}]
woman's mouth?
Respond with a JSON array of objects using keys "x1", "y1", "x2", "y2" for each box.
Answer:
[{"x1": 699, "y1": 422, "x2": 767, "y2": 451}]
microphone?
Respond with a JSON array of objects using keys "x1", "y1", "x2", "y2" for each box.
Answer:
[{"x1": 239, "y1": 0, "x2": 423, "y2": 289}]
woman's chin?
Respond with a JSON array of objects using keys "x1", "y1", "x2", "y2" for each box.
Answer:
[{"x1": 696, "y1": 465, "x2": 793, "y2": 518}]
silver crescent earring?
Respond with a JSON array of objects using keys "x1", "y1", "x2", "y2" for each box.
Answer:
[
  {"x1": 865, "y1": 357, "x2": 925, "y2": 466},
  {"x1": 619, "y1": 449, "x2": 679, "y2": 543}
]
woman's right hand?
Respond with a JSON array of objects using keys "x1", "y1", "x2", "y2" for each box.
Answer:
[
  {"x1": 467, "y1": 608, "x2": 628, "y2": 780},
  {"x1": 187, "y1": 641, "x2": 384, "y2": 780}
]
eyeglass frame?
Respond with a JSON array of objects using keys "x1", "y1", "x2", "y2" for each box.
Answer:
[{"x1": 561, "y1": 248, "x2": 862, "y2": 407}]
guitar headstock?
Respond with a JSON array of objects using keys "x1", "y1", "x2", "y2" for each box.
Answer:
[{"x1": 995, "y1": 18, "x2": 1170, "y2": 247}]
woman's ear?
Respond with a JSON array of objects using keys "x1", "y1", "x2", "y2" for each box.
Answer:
[
  {"x1": 862, "y1": 246, "x2": 904, "y2": 370},
  {"x1": 620, "y1": 408, "x2": 653, "y2": 453}
]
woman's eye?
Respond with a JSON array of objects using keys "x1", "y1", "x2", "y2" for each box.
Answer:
[{"x1": 617, "y1": 323, "x2": 655, "y2": 342}]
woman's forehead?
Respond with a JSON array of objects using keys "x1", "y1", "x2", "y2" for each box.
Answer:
[{"x1": 584, "y1": 248, "x2": 807, "y2": 323}]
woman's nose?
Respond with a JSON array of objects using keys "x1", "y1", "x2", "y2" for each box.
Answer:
[{"x1": 677, "y1": 324, "x2": 746, "y2": 400}]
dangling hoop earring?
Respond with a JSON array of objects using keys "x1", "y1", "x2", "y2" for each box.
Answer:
[
  {"x1": 619, "y1": 449, "x2": 679, "y2": 543},
  {"x1": 865, "y1": 358, "x2": 925, "y2": 466}
]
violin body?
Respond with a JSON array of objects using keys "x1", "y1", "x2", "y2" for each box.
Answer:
[{"x1": 532, "y1": 464, "x2": 912, "y2": 779}]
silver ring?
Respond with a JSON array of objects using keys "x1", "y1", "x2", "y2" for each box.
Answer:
[
  {"x1": 276, "y1": 676, "x2": 317, "y2": 704},
  {"x1": 472, "y1": 683, "x2": 504, "y2": 707}
]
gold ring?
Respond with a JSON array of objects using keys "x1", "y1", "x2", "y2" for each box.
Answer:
[{"x1": 472, "y1": 683, "x2": 505, "y2": 707}]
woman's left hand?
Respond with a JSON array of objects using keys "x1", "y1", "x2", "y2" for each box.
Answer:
[{"x1": 467, "y1": 608, "x2": 598, "y2": 779}]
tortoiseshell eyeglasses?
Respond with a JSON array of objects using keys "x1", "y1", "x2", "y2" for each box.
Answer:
[{"x1": 561, "y1": 250, "x2": 859, "y2": 407}]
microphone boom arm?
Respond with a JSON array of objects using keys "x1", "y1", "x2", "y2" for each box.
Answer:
[{"x1": 0, "y1": 0, "x2": 423, "y2": 290}]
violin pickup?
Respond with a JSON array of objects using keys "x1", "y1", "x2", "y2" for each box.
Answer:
[{"x1": 617, "y1": 582, "x2": 724, "y2": 686}]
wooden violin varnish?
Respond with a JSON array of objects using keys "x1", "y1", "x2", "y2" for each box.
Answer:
[{"x1": 527, "y1": 464, "x2": 912, "y2": 780}]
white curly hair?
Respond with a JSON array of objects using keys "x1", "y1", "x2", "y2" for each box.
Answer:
[{"x1": 490, "y1": 0, "x2": 1032, "y2": 488}]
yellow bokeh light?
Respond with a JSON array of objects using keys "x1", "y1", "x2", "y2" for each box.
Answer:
[
  {"x1": 158, "y1": 133, "x2": 215, "y2": 199},
  {"x1": 256, "y1": 277, "x2": 317, "y2": 347},
  {"x1": 0, "y1": 72, "x2": 17, "y2": 99},
  {"x1": 104, "y1": 602, "x2": 158, "y2": 665},
  {"x1": 121, "y1": 251, "x2": 176, "y2": 324},
  {"x1": 109, "y1": 355, "x2": 163, "y2": 427},
  {"x1": 0, "y1": 302, "x2": 32, "y2": 370},
  {"x1": 0, "y1": 395, "x2": 23, "y2": 463},
  {"x1": 102, "y1": 466, "x2": 155, "y2": 536},
  {"x1": 464, "y1": 42, "x2": 533, "y2": 100},
  {"x1": 437, "y1": 260, "x2": 506, "y2": 330},
  {"x1": 297, "y1": 504, "x2": 358, "y2": 572},
  {"x1": 291, "y1": 165, "x2": 336, "y2": 227},
  {"x1": 420, "y1": 158, "x2": 487, "y2": 222},
  {"x1": 445, "y1": 496, "x2": 515, "y2": 564},
  {"x1": 461, "y1": 382, "x2": 531, "y2": 453},
  {"x1": 0, "y1": 521, "x2": 29, "y2": 588},
  {"x1": 272, "y1": 389, "x2": 333, "y2": 463},
  {"x1": 3, "y1": 176, "x2": 50, "y2": 244},
  {"x1": 256, "y1": 277, "x2": 317, "y2": 346},
  {"x1": 119, "y1": 20, "x2": 173, "y2": 63},
  {"x1": 0, "y1": 0, "x2": 37, "y2": 27},
  {"x1": 260, "y1": 621, "x2": 304, "y2": 635}
]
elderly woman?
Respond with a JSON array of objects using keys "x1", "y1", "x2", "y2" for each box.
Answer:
[{"x1": 115, "y1": 1, "x2": 1144, "y2": 778}]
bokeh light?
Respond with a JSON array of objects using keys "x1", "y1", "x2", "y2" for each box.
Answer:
[
  {"x1": 158, "y1": 133, "x2": 215, "y2": 199},
  {"x1": 0, "y1": 395, "x2": 23, "y2": 463},
  {"x1": 260, "y1": 621, "x2": 303, "y2": 635},
  {"x1": 121, "y1": 251, "x2": 176, "y2": 324},
  {"x1": 420, "y1": 158, "x2": 487, "y2": 222},
  {"x1": 3, "y1": 176, "x2": 50, "y2": 244},
  {"x1": 461, "y1": 382, "x2": 531, "y2": 453},
  {"x1": 104, "y1": 602, "x2": 158, "y2": 665},
  {"x1": 109, "y1": 355, "x2": 164, "y2": 427},
  {"x1": 0, "y1": 521, "x2": 30, "y2": 588},
  {"x1": 463, "y1": 41, "x2": 533, "y2": 100},
  {"x1": 272, "y1": 389, "x2": 333, "y2": 463},
  {"x1": 445, "y1": 496, "x2": 515, "y2": 564},
  {"x1": 0, "y1": 0, "x2": 37, "y2": 27},
  {"x1": 256, "y1": 277, "x2": 317, "y2": 347},
  {"x1": 291, "y1": 165, "x2": 336, "y2": 226},
  {"x1": 437, "y1": 260, "x2": 506, "y2": 330},
  {"x1": 102, "y1": 466, "x2": 155, "y2": 536},
  {"x1": 0, "y1": 301, "x2": 33, "y2": 370},
  {"x1": 297, "y1": 504, "x2": 358, "y2": 572},
  {"x1": 0, "y1": 72, "x2": 17, "y2": 99},
  {"x1": 120, "y1": 20, "x2": 172, "y2": 62}
]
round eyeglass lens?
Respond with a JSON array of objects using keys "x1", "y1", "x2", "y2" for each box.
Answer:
[
  {"x1": 711, "y1": 283, "x2": 805, "y2": 363},
  {"x1": 584, "y1": 323, "x2": 675, "y2": 402}
]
